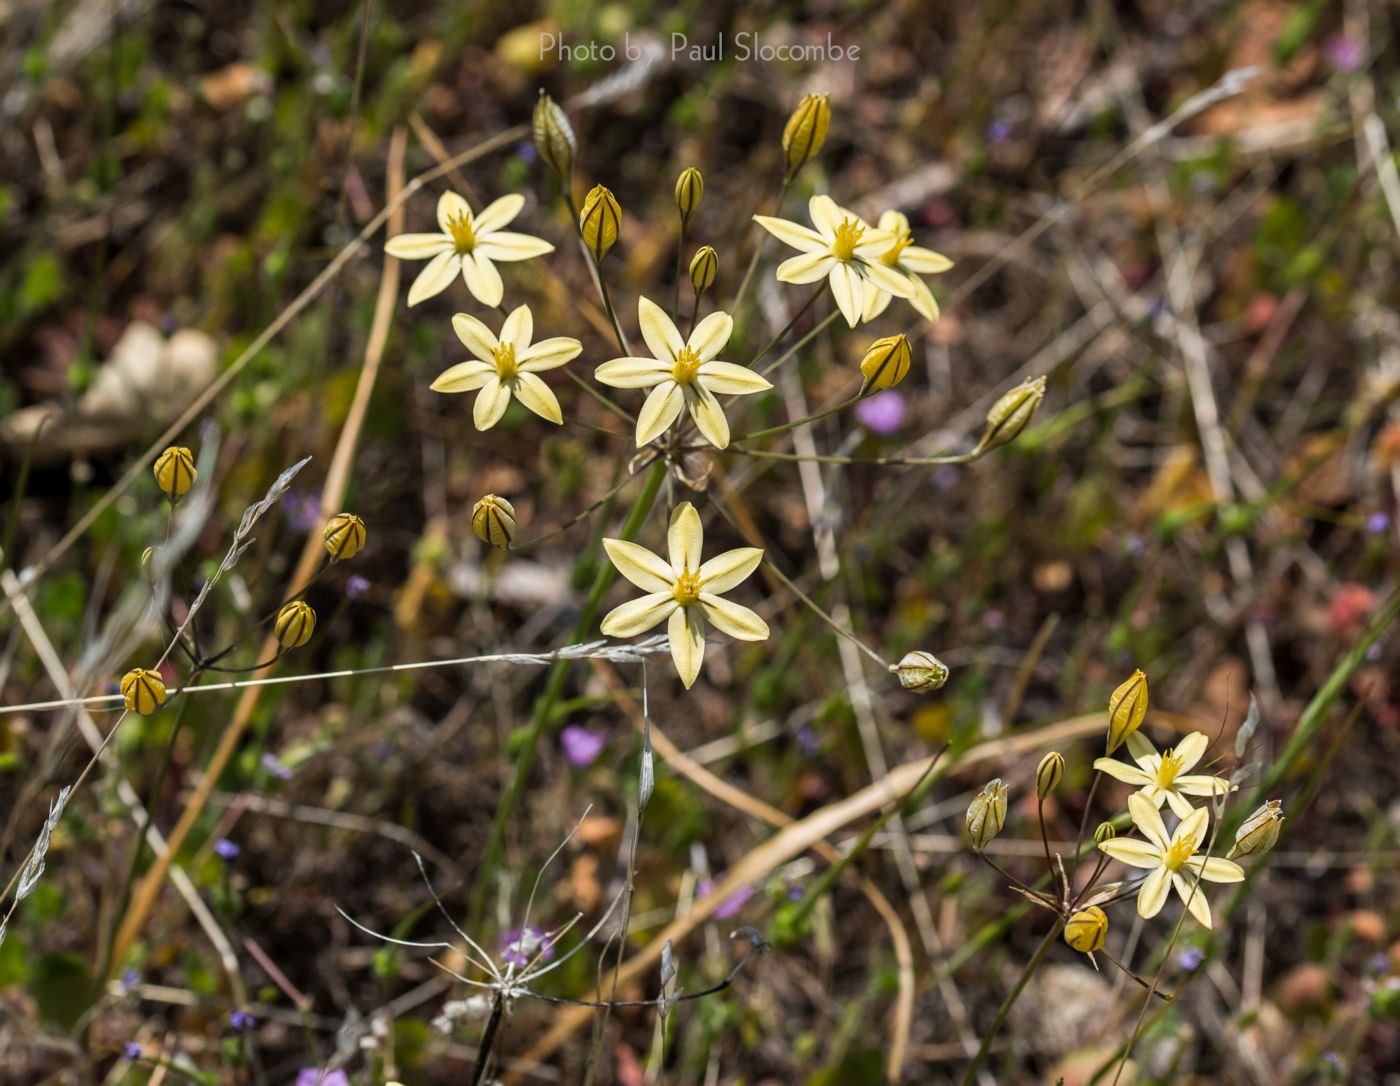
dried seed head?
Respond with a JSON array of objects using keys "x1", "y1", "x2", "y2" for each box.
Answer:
[
  {"x1": 859, "y1": 334, "x2": 912, "y2": 390},
  {"x1": 689, "y1": 246, "x2": 718, "y2": 295},
  {"x1": 323, "y1": 513, "x2": 366, "y2": 561},
  {"x1": 1094, "y1": 822, "x2": 1117, "y2": 845},
  {"x1": 976, "y1": 376, "x2": 1046, "y2": 454},
  {"x1": 893, "y1": 650, "x2": 949, "y2": 692},
  {"x1": 965, "y1": 778, "x2": 1008, "y2": 852},
  {"x1": 1227, "y1": 799, "x2": 1284, "y2": 859},
  {"x1": 532, "y1": 91, "x2": 575, "y2": 184},
  {"x1": 782, "y1": 93, "x2": 831, "y2": 180},
  {"x1": 153, "y1": 446, "x2": 196, "y2": 500},
  {"x1": 1064, "y1": 906, "x2": 1108, "y2": 954},
  {"x1": 674, "y1": 167, "x2": 703, "y2": 224},
  {"x1": 120, "y1": 668, "x2": 167, "y2": 715},
  {"x1": 1106, "y1": 669, "x2": 1149, "y2": 753},
  {"x1": 472, "y1": 494, "x2": 516, "y2": 550},
  {"x1": 1036, "y1": 751, "x2": 1065, "y2": 800},
  {"x1": 274, "y1": 600, "x2": 316, "y2": 649},
  {"x1": 579, "y1": 184, "x2": 621, "y2": 262}
]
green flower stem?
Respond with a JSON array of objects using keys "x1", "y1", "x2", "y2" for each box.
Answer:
[
  {"x1": 745, "y1": 287, "x2": 824, "y2": 371},
  {"x1": 724, "y1": 445, "x2": 976, "y2": 467},
  {"x1": 470, "y1": 459, "x2": 666, "y2": 923},
  {"x1": 756, "y1": 310, "x2": 840, "y2": 380},
  {"x1": 732, "y1": 177, "x2": 789, "y2": 317},
  {"x1": 672, "y1": 219, "x2": 687, "y2": 321},
  {"x1": 961, "y1": 918, "x2": 1063, "y2": 1086},
  {"x1": 731, "y1": 386, "x2": 866, "y2": 443},
  {"x1": 565, "y1": 191, "x2": 632, "y2": 357}
]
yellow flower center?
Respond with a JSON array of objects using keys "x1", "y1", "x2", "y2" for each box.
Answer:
[
  {"x1": 880, "y1": 230, "x2": 915, "y2": 268},
  {"x1": 1163, "y1": 833, "x2": 1198, "y2": 872},
  {"x1": 447, "y1": 212, "x2": 477, "y2": 255},
  {"x1": 1154, "y1": 749, "x2": 1185, "y2": 790},
  {"x1": 671, "y1": 345, "x2": 702, "y2": 385},
  {"x1": 831, "y1": 218, "x2": 865, "y2": 262},
  {"x1": 493, "y1": 341, "x2": 518, "y2": 380},
  {"x1": 672, "y1": 569, "x2": 703, "y2": 605}
]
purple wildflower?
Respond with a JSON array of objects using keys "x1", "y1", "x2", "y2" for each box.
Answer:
[
  {"x1": 518, "y1": 140, "x2": 539, "y2": 164},
  {"x1": 1324, "y1": 35, "x2": 1364, "y2": 73},
  {"x1": 213, "y1": 838, "x2": 240, "y2": 861},
  {"x1": 1177, "y1": 946, "x2": 1205, "y2": 971},
  {"x1": 296, "y1": 1071, "x2": 351, "y2": 1086},
  {"x1": 501, "y1": 926, "x2": 555, "y2": 968},
  {"x1": 560, "y1": 725, "x2": 604, "y2": 769},
  {"x1": 699, "y1": 878, "x2": 755, "y2": 920},
  {"x1": 120, "y1": 968, "x2": 140, "y2": 993},
  {"x1": 228, "y1": 1009, "x2": 255, "y2": 1032},
  {"x1": 122, "y1": 1042, "x2": 142, "y2": 1060},
  {"x1": 986, "y1": 118, "x2": 1013, "y2": 144},
  {"x1": 346, "y1": 574, "x2": 371, "y2": 599},
  {"x1": 855, "y1": 390, "x2": 906, "y2": 435},
  {"x1": 281, "y1": 490, "x2": 322, "y2": 533},
  {"x1": 1365, "y1": 512, "x2": 1390, "y2": 535},
  {"x1": 260, "y1": 752, "x2": 294, "y2": 780}
]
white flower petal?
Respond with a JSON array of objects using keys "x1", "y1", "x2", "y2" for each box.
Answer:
[
  {"x1": 1173, "y1": 805, "x2": 1210, "y2": 849},
  {"x1": 698, "y1": 361, "x2": 772, "y2": 396},
  {"x1": 877, "y1": 209, "x2": 910, "y2": 234},
  {"x1": 407, "y1": 251, "x2": 461, "y2": 307},
  {"x1": 907, "y1": 275, "x2": 940, "y2": 321},
  {"x1": 752, "y1": 214, "x2": 825, "y2": 252},
  {"x1": 1172, "y1": 873, "x2": 1213, "y2": 928},
  {"x1": 635, "y1": 382, "x2": 684, "y2": 446},
  {"x1": 1137, "y1": 865, "x2": 1171, "y2": 919},
  {"x1": 519, "y1": 337, "x2": 582, "y2": 372},
  {"x1": 860, "y1": 285, "x2": 893, "y2": 323},
  {"x1": 684, "y1": 383, "x2": 730, "y2": 449},
  {"x1": 473, "y1": 193, "x2": 525, "y2": 234},
  {"x1": 601, "y1": 591, "x2": 677, "y2": 638},
  {"x1": 1164, "y1": 789, "x2": 1197, "y2": 820},
  {"x1": 697, "y1": 547, "x2": 764, "y2": 593},
  {"x1": 500, "y1": 305, "x2": 533, "y2": 352},
  {"x1": 902, "y1": 245, "x2": 954, "y2": 274},
  {"x1": 385, "y1": 233, "x2": 452, "y2": 259},
  {"x1": 475, "y1": 232, "x2": 554, "y2": 262},
  {"x1": 638, "y1": 296, "x2": 684, "y2": 363},
  {"x1": 1176, "y1": 774, "x2": 1232, "y2": 797},
  {"x1": 460, "y1": 254, "x2": 503, "y2": 308},
  {"x1": 1173, "y1": 732, "x2": 1210, "y2": 774},
  {"x1": 862, "y1": 258, "x2": 915, "y2": 299},
  {"x1": 452, "y1": 313, "x2": 498, "y2": 361},
  {"x1": 436, "y1": 191, "x2": 471, "y2": 234},
  {"x1": 596, "y1": 358, "x2": 673, "y2": 389},
  {"x1": 777, "y1": 251, "x2": 837, "y2": 285},
  {"x1": 808, "y1": 194, "x2": 844, "y2": 238},
  {"x1": 511, "y1": 372, "x2": 562, "y2": 424},
  {"x1": 472, "y1": 377, "x2": 511, "y2": 430},
  {"x1": 687, "y1": 311, "x2": 733, "y2": 363},
  {"x1": 1125, "y1": 731, "x2": 1158, "y2": 770},
  {"x1": 602, "y1": 539, "x2": 675, "y2": 592},
  {"x1": 667, "y1": 502, "x2": 703, "y2": 573},
  {"x1": 699, "y1": 594, "x2": 768, "y2": 641},
  {"x1": 1091, "y1": 757, "x2": 1153, "y2": 788},
  {"x1": 429, "y1": 360, "x2": 494, "y2": 393},
  {"x1": 1128, "y1": 793, "x2": 1171, "y2": 850},
  {"x1": 1098, "y1": 838, "x2": 1164, "y2": 870},
  {"x1": 828, "y1": 263, "x2": 863, "y2": 327},
  {"x1": 1183, "y1": 855, "x2": 1245, "y2": 883},
  {"x1": 668, "y1": 606, "x2": 706, "y2": 688}
]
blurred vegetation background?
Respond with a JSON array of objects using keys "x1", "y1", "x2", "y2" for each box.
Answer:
[{"x1": 1, "y1": 0, "x2": 1399, "y2": 1083}]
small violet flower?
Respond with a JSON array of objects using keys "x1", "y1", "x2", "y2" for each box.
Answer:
[
  {"x1": 501, "y1": 926, "x2": 555, "y2": 969},
  {"x1": 855, "y1": 390, "x2": 906, "y2": 435},
  {"x1": 560, "y1": 725, "x2": 604, "y2": 769},
  {"x1": 296, "y1": 1071, "x2": 351, "y2": 1086},
  {"x1": 228, "y1": 1009, "x2": 255, "y2": 1033},
  {"x1": 213, "y1": 838, "x2": 240, "y2": 861},
  {"x1": 260, "y1": 752, "x2": 294, "y2": 780}
]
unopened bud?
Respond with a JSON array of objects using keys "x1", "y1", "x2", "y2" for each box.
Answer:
[
  {"x1": 532, "y1": 91, "x2": 575, "y2": 184},
  {"x1": 689, "y1": 246, "x2": 717, "y2": 295},
  {"x1": 275, "y1": 600, "x2": 316, "y2": 650},
  {"x1": 323, "y1": 513, "x2": 366, "y2": 561},
  {"x1": 153, "y1": 446, "x2": 196, "y2": 500},
  {"x1": 976, "y1": 376, "x2": 1046, "y2": 454},
  {"x1": 893, "y1": 650, "x2": 948, "y2": 692},
  {"x1": 782, "y1": 93, "x2": 831, "y2": 180},
  {"x1": 1094, "y1": 822, "x2": 1117, "y2": 845},
  {"x1": 472, "y1": 494, "x2": 516, "y2": 550},
  {"x1": 674, "y1": 167, "x2": 703, "y2": 225},
  {"x1": 1036, "y1": 751, "x2": 1064, "y2": 800},
  {"x1": 579, "y1": 184, "x2": 621, "y2": 262},
  {"x1": 1064, "y1": 906, "x2": 1108, "y2": 954},
  {"x1": 965, "y1": 778, "x2": 1008, "y2": 853},
  {"x1": 120, "y1": 668, "x2": 168, "y2": 715},
  {"x1": 1227, "y1": 800, "x2": 1284, "y2": 859},
  {"x1": 1106, "y1": 669, "x2": 1149, "y2": 753},
  {"x1": 859, "y1": 334, "x2": 912, "y2": 390}
]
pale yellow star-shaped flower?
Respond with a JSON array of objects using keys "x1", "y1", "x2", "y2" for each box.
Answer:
[
  {"x1": 1098, "y1": 793, "x2": 1244, "y2": 928},
  {"x1": 1093, "y1": 731, "x2": 1233, "y2": 819},
  {"x1": 594, "y1": 297, "x2": 771, "y2": 449},
  {"x1": 385, "y1": 192, "x2": 554, "y2": 308},
  {"x1": 753, "y1": 195, "x2": 914, "y2": 327},
  {"x1": 600, "y1": 502, "x2": 768, "y2": 688},
  {"x1": 860, "y1": 210, "x2": 954, "y2": 323},
  {"x1": 430, "y1": 305, "x2": 581, "y2": 430}
]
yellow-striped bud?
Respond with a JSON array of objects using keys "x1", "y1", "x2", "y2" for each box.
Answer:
[
  {"x1": 1036, "y1": 751, "x2": 1064, "y2": 800},
  {"x1": 532, "y1": 91, "x2": 576, "y2": 184},
  {"x1": 689, "y1": 246, "x2": 717, "y2": 295},
  {"x1": 1094, "y1": 822, "x2": 1117, "y2": 845},
  {"x1": 859, "y1": 334, "x2": 912, "y2": 390},
  {"x1": 893, "y1": 650, "x2": 948, "y2": 692},
  {"x1": 976, "y1": 376, "x2": 1046, "y2": 454},
  {"x1": 674, "y1": 167, "x2": 703, "y2": 224},
  {"x1": 1227, "y1": 800, "x2": 1284, "y2": 859},
  {"x1": 965, "y1": 778, "x2": 1008, "y2": 853},
  {"x1": 120, "y1": 668, "x2": 167, "y2": 715},
  {"x1": 1106, "y1": 669, "x2": 1149, "y2": 753},
  {"x1": 153, "y1": 446, "x2": 196, "y2": 500},
  {"x1": 472, "y1": 495, "x2": 516, "y2": 550},
  {"x1": 1064, "y1": 906, "x2": 1108, "y2": 954},
  {"x1": 323, "y1": 513, "x2": 366, "y2": 561},
  {"x1": 781, "y1": 93, "x2": 831, "y2": 180},
  {"x1": 579, "y1": 184, "x2": 621, "y2": 262},
  {"x1": 274, "y1": 600, "x2": 316, "y2": 649}
]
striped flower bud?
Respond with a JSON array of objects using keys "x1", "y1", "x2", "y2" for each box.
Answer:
[
  {"x1": 674, "y1": 167, "x2": 703, "y2": 225},
  {"x1": 274, "y1": 600, "x2": 316, "y2": 650},
  {"x1": 965, "y1": 778, "x2": 1008, "y2": 853},
  {"x1": 532, "y1": 92, "x2": 576, "y2": 185},
  {"x1": 1094, "y1": 822, "x2": 1117, "y2": 845},
  {"x1": 153, "y1": 446, "x2": 196, "y2": 500},
  {"x1": 1227, "y1": 800, "x2": 1284, "y2": 859},
  {"x1": 859, "y1": 334, "x2": 912, "y2": 390},
  {"x1": 1036, "y1": 751, "x2": 1064, "y2": 800},
  {"x1": 472, "y1": 494, "x2": 516, "y2": 550},
  {"x1": 323, "y1": 513, "x2": 366, "y2": 561},
  {"x1": 1106, "y1": 669, "x2": 1149, "y2": 753},
  {"x1": 579, "y1": 184, "x2": 621, "y2": 262},
  {"x1": 976, "y1": 376, "x2": 1046, "y2": 454},
  {"x1": 120, "y1": 668, "x2": 168, "y2": 715},
  {"x1": 893, "y1": 650, "x2": 949, "y2": 693},
  {"x1": 781, "y1": 93, "x2": 831, "y2": 180},
  {"x1": 689, "y1": 246, "x2": 717, "y2": 295},
  {"x1": 1064, "y1": 906, "x2": 1108, "y2": 954}
]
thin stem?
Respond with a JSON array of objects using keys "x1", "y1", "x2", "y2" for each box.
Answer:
[
  {"x1": 1036, "y1": 797, "x2": 1064, "y2": 904},
  {"x1": 469, "y1": 995, "x2": 505, "y2": 1086},
  {"x1": 513, "y1": 455, "x2": 658, "y2": 550},
  {"x1": 565, "y1": 368, "x2": 635, "y2": 425},
  {"x1": 1071, "y1": 770, "x2": 1104, "y2": 894},
  {"x1": 745, "y1": 287, "x2": 823, "y2": 371},
  {"x1": 733, "y1": 178, "x2": 789, "y2": 316},
  {"x1": 566, "y1": 190, "x2": 632, "y2": 357},
  {"x1": 757, "y1": 309, "x2": 840, "y2": 379},
  {"x1": 687, "y1": 290, "x2": 700, "y2": 338},
  {"x1": 960, "y1": 920, "x2": 1062, "y2": 1085},
  {"x1": 732, "y1": 387, "x2": 864, "y2": 443},
  {"x1": 672, "y1": 220, "x2": 687, "y2": 321},
  {"x1": 724, "y1": 445, "x2": 976, "y2": 467}
]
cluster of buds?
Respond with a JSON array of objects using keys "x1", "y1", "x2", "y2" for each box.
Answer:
[{"x1": 859, "y1": 334, "x2": 912, "y2": 391}]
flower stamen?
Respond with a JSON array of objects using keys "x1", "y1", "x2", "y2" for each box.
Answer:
[
  {"x1": 671, "y1": 345, "x2": 703, "y2": 385},
  {"x1": 672, "y1": 569, "x2": 703, "y2": 605},
  {"x1": 447, "y1": 211, "x2": 477, "y2": 255},
  {"x1": 492, "y1": 342, "x2": 518, "y2": 380},
  {"x1": 1154, "y1": 748, "x2": 1185, "y2": 790},
  {"x1": 880, "y1": 230, "x2": 914, "y2": 267},
  {"x1": 831, "y1": 218, "x2": 865, "y2": 262},
  {"x1": 1164, "y1": 834, "x2": 1198, "y2": 872}
]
